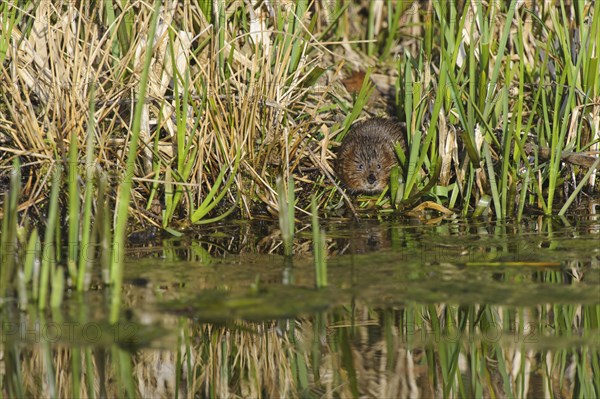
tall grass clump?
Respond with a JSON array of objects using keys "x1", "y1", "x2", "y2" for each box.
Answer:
[
  {"x1": 0, "y1": 91, "x2": 118, "y2": 311},
  {"x1": 390, "y1": 1, "x2": 599, "y2": 218}
]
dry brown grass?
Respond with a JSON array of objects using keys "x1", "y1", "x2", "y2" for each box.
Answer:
[{"x1": 1, "y1": 0, "x2": 360, "y2": 225}]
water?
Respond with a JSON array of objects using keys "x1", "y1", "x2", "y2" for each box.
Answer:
[{"x1": 2, "y1": 216, "x2": 599, "y2": 397}]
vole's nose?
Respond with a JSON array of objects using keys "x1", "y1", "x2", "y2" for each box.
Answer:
[{"x1": 367, "y1": 174, "x2": 377, "y2": 184}]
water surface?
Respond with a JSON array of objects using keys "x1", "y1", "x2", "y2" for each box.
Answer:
[{"x1": 3, "y1": 216, "x2": 599, "y2": 398}]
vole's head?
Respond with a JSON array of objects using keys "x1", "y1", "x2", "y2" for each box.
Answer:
[{"x1": 337, "y1": 137, "x2": 397, "y2": 194}]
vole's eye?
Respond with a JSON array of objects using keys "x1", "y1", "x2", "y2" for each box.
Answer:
[{"x1": 357, "y1": 163, "x2": 364, "y2": 171}]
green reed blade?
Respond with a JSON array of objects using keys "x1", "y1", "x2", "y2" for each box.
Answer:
[
  {"x1": 390, "y1": 165, "x2": 399, "y2": 206},
  {"x1": 0, "y1": 1, "x2": 18, "y2": 65},
  {"x1": 482, "y1": 141, "x2": 502, "y2": 218},
  {"x1": 288, "y1": 0, "x2": 308, "y2": 74},
  {"x1": 115, "y1": 347, "x2": 136, "y2": 398},
  {"x1": 77, "y1": 83, "x2": 97, "y2": 291},
  {"x1": 50, "y1": 266, "x2": 64, "y2": 308},
  {"x1": 110, "y1": 0, "x2": 161, "y2": 324},
  {"x1": 0, "y1": 159, "x2": 20, "y2": 300},
  {"x1": 366, "y1": 0, "x2": 377, "y2": 56},
  {"x1": 312, "y1": 195, "x2": 327, "y2": 288},
  {"x1": 83, "y1": 347, "x2": 96, "y2": 399},
  {"x1": 71, "y1": 347, "x2": 82, "y2": 399},
  {"x1": 217, "y1": 1, "x2": 225, "y2": 70},
  {"x1": 163, "y1": 166, "x2": 174, "y2": 225},
  {"x1": 483, "y1": 2, "x2": 516, "y2": 121},
  {"x1": 339, "y1": 327, "x2": 359, "y2": 397},
  {"x1": 277, "y1": 175, "x2": 295, "y2": 256},
  {"x1": 403, "y1": 51, "x2": 414, "y2": 132},
  {"x1": 67, "y1": 116, "x2": 80, "y2": 282},
  {"x1": 338, "y1": 68, "x2": 374, "y2": 141},
  {"x1": 381, "y1": 0, "x2": 407, "y2": 59},
  {"x1": 39, "y1": 165, "x2": 61, "y2": 310},
  {"x1": 95, "y1": 170, "x2": 111, "y2": 283}
]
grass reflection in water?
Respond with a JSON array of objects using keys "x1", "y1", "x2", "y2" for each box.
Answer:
[{"x1": 3, "y1": 218, "x2": 599, "y2": 398}]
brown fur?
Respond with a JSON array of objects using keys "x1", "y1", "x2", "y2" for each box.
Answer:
[{"x1": 336, "y1": 118, "x2": 407, "y2": 194}]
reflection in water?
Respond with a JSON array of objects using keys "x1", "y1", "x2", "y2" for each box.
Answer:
[
  {"x1": 4, "y1": 302, "x2": 597, "y2": 397},
  {"x1": 2, "y1": 216, "x2": 599, "y2": 397}
]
